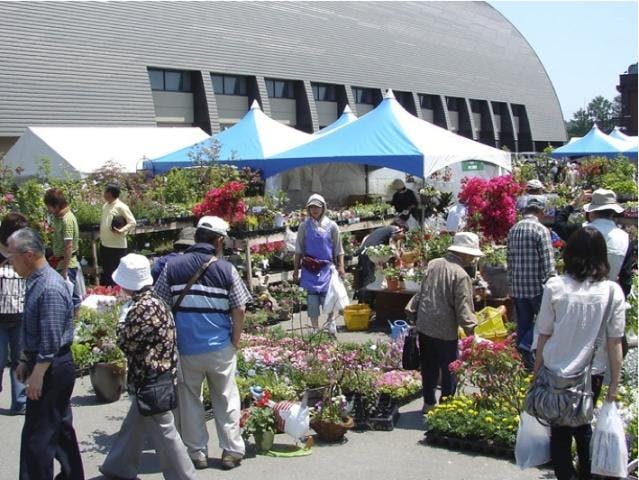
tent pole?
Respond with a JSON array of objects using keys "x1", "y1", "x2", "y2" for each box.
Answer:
[{"x1": 365, "y1": 165, "x2": 369, "y2": 195}]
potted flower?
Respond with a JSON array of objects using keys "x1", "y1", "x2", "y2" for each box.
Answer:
[
  {"x1": 479, "y1": 244, "x2": 508, "y2": 298},
  {"x1": 310, "y1": 385, "x2": 353, "y2": 442},
  {"x1": 383, "y1": 265, "x2": 403, "y2": 291},
  {"x1": 241, "y1": 393, "x2": 277, "y2": 452},
  {"x1": 73, "y1": 305, "x2": 127, "y2": 403}
]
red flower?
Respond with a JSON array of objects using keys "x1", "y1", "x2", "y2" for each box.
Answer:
[{"x1": 254, "y1": 389, "x2": 271, "y2": 408}]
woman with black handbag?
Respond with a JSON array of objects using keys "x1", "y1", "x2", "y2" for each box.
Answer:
[
  {"x1": 530, "y1": 227, "x2": 625, "y2": 480},
  {"x1": 99, "y1": 254, "x2": 197, "y2": 480}
]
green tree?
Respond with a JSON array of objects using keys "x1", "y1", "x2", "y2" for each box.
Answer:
[
  {"x1": 565, "y1": 95, "x2": 620, "y2": 138},
  {"x1": 565, "y1": 108, "x2": 591, "y2": 138}
]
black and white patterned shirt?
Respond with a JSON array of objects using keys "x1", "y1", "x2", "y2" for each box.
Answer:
[
  {"x1": 507, "y1": 215, "x2": 556, "y2": 298},
  {"x1": 0, "y1": 261, "x2": 25, "y2": 321}
]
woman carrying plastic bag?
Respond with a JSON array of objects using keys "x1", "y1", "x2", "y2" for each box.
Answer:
[
  {"x1": 515, "y1": 411, "x2": 551, "y2": 470},
  {"x1": 323, "y1": 265, "x2": 350, "y2": 338},
  {"x1": 591, "y1": 401, "x2": 628, "y2": 478}
]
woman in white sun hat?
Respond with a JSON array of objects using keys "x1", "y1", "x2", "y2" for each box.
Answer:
[{"x1": 100, "y1": 253, "x2": 197, "y2": 480}]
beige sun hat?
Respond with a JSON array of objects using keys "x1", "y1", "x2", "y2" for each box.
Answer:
[
  {"x1": 391, "y1": 178, "x2": 405, "y2": 190},
  {"x1": 447, "y1": 232, "x2": 483, "y2": 257},
  {"x1": 583, "y1": 189, "x2": 624, "y2": 213},
  {"x1": 112, "y1": 253, "x2": 153, "y2": 291},
  {"x1": 306, "y1": 193, "x2": 326, "y2": 208}
]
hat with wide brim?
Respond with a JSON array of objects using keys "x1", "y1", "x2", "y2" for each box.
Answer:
[
  {"x1": 447, "y1": 232, "x2": 483, "y2": 257},
  {"x1": 174, "y1": 226, "x2": 196, "y2": 246},
  {"x1": 583, "y1": 189, "x2": 624, "y2": 213},
  {"x1": 112, "y1": 253, "x2": 153, "y2": 291}
]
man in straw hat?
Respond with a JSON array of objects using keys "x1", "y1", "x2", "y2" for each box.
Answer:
[
  {"x1": 408, "y1": 232, "x2": 480, "y2": 413},
  {"x1": 507, "y1": 196, "x2": 556, "y2": 370}
]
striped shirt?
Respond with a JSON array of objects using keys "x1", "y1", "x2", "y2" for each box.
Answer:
[
  {"x1": 507, "y1": 215, "x2": 556, "y2": 298},
  {"x1": 0, "y1": 261, "x2": 25, "y2": 319},
  {"x1": 23, "y1": 264, "x2": 74, "y2": 363},
  {"x1": 155, "y1": 243, "x2": 252, "y2": 355}
]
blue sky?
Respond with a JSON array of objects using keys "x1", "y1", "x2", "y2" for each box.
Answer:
[{"x1": 491, "y1": 1, "x2": 638, "y2": 121}]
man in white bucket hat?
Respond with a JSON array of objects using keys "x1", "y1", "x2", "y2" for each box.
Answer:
[{"x1": 407, "y1": 232, "x2": 480, "y2": 413}]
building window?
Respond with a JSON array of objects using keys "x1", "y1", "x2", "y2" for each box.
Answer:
[
  {"x1": 446, "y1": 97, "x2": 462, "y2": 112},
  {"x1": 265, "y1": 79, "x2": 296, "y2": 99},
  {"x1": 470, "y1": 99, "x2": 483, "y2": 114},
  {"x1": 211, "y1": 74, "x2": 248, "y2": 96},
  {"x1": 419, "y1": 94, "x2": 434, "y2": 109},
  {"x1": 353, "y1": 87, "x2": 376, "y2": 105},
  {"x1": 312, "y1": 83, "x2": 336, "y2": 102},
  {"x1": 148, "y1": 68, "x2": 192, "y2": 92}
]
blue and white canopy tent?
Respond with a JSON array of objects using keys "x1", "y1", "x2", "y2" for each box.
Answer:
[
  {"x1": 265, "y1": 90, "x2": 511, "y2": 179},
  {"x1": 314, "y1": 104, "x2": 358, "y2": 136},
  {"x1": 609, "y1": 126, "x2": 638, "y2": 144},
  {"x1": 142, "y1": 100, "x2": 312, "y2": 175},
  {"x1": 551, "y1": 125, "x2": 637, "y2": 159}
]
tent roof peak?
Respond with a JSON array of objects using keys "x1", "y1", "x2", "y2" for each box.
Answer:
[
  {"x1": 383, "y1": 89, "x2": 395, "y2": 99},
  {"x1": 250, "y1": 100, "x2": 261, "y2": 111}
]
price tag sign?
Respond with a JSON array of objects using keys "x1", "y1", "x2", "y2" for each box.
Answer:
[{"x1": 462, "y1": 160, "x2": 484, "y2": 171}]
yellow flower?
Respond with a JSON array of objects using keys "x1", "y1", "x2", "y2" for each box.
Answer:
[{"x1": 485, "y1": 417, "x2": 493, "y2": 423}]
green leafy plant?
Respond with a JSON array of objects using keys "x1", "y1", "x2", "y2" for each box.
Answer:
[
  {"x1": 240, "y1": 404, "x2": 276, "y2": 441},
  {"x1": 73, "y1": 305, "x2": 126, "y2": 370},
  {"x1": 627, "y1": 273, "x2": 638, "y2": 336},
  {"x1": 480, "y1": 244, "x2": 507, "y2": 267}
]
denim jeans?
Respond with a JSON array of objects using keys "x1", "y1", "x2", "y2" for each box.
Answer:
[
  {"x1": 66, "y1": 267, "x2": 82, "y2": 310},
  {"x1": 0, "y1": 322, "x2": 27, "y2": 412},
  {"x1": 513, "y1": 295, "x2": 543, "y2": 352}
]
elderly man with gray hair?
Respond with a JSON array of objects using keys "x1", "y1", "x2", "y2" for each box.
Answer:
[{"x1": 6, "y1": 228, "x2": 84, "y2": 480}]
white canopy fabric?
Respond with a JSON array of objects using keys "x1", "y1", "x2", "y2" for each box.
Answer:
[
  {"x1": 268, "y1": 90, "x2": 511, "y2": 178},
  {"x1": 3, "y1": 126, "x2": 210, "y2": 178}
]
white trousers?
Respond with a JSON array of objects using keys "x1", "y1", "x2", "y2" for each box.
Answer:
[
  {"x1": 101, "y1": 399, "x2": 197, "y2": 480},
  {"x1": 175, "y1": 344, "x2": 245, "y2": 458}
]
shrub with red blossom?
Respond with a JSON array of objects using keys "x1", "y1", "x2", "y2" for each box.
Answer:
[
  {"x1": 192, "y1": 181, "x2": 247, "y2": 225},
  {"x1": 458, "y1": 175, "x2": 524, "y2": 242}
]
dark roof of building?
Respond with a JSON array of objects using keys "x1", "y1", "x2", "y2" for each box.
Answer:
[{"x1": 0, "y1": 1, "x2": 565, "y2": 141}]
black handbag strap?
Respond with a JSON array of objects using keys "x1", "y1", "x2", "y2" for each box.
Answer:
[{"x1": 172, "y1": 255, "x2": 217, "y2": 314}]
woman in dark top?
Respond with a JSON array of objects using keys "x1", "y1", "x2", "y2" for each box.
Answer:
[{"x1": 390, "y1": 179, "x2": 418, "y2": 221}]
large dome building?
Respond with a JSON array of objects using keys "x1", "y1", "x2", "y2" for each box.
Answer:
[{"x1": 0, "y1": 1, "x2": 566, "y2": 156}]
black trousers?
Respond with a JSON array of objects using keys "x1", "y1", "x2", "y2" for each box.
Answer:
[
  {"x1": 550, "y1": 423, "x2": 592, "y2": 480},
  {"x1": 418, "y1": 333, "x2": 458, "y2": 405},
  {"x1": 19, "y1": 352, "x2": 84, "y2": 480},
  {"x1": 100, "y1": 245, "x2": 127, "y2": 286}
]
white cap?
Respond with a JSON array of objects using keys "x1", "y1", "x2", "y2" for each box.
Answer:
[
  {"x1": 447, "y1": 232, "x2": 483, "y2": 257},
  {"x1": 526, "y1": 179, "x2": 544, "y2": 190},
  {"x1": 196, "y1": 216, "x2": 229, "y2": 236},
  {"x1": 305, "y1": 193, "x2": 326, "y2": 209},
  {"x1": 112, "y1": 253, "x2": 153, "y2": 291}
]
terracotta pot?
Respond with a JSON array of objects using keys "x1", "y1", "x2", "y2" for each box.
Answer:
[
  {"x1": 254, "y1": 431, "x2": 275, "y2": 451},
  {"x1": 385, "y1": 277, "x2": 402, "y2": 291},
  {"x1": 90, "y1": 362, "x2": 126, "y2": 403}
]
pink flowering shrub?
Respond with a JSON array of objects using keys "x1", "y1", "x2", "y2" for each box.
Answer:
[
  {"x1": 376, "y1": 370, "x2": 422, "y2": 400},
  {"x1": 450, "y1": 334, "x2": 528, "y2": 412},
  {"x1": 458, "y1": 175, "x2": 524, "y2": 243}
]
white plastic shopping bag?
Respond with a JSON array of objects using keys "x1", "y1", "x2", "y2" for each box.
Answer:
[
  {"x1": 515, "y1": 411, "x2": 551, "y2": 470},
  {"x1": 591, "y1": 401, "x2": 628, "y2": 478},
  {"x1": 323, "y1": 266, "x2": 350, "y2": 315}
]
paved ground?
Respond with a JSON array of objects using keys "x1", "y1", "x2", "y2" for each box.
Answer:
[{"x1": 0, "y1": 314, "x2": 553, "y2": 480}]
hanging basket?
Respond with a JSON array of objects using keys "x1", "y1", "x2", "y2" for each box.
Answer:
[{"x1": 310, "y1": 417, "x2": 354, "y2": 442}]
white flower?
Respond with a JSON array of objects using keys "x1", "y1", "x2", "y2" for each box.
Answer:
[{"x1": 369, "y1": 344, "x2": 377, "y2": 351}]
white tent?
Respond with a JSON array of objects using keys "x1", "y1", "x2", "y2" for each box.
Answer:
[{"x1": 3, "y1": 126, "x2": 210, "y2": 178}]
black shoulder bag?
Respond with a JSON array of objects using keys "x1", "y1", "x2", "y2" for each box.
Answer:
[{"x1": 136, "y1": 255, "x2": 217, "y2": 417}]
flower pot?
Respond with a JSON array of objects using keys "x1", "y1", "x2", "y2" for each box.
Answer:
[
  {"x1": 385, "y1": 277, "x2": 402, "y2": 292},
  {"x1": 310, "y1": 416, "x2": 354, "y2": 442},
  {"x1": 254, "y1": 431, "x2": 275, "y2": 452},
  {"x1": 480, "y1": 264, "x2": 509, "y2": 299},
  {"x1": 90, "y1": 362, "x2": 126, "y2": 403}
]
